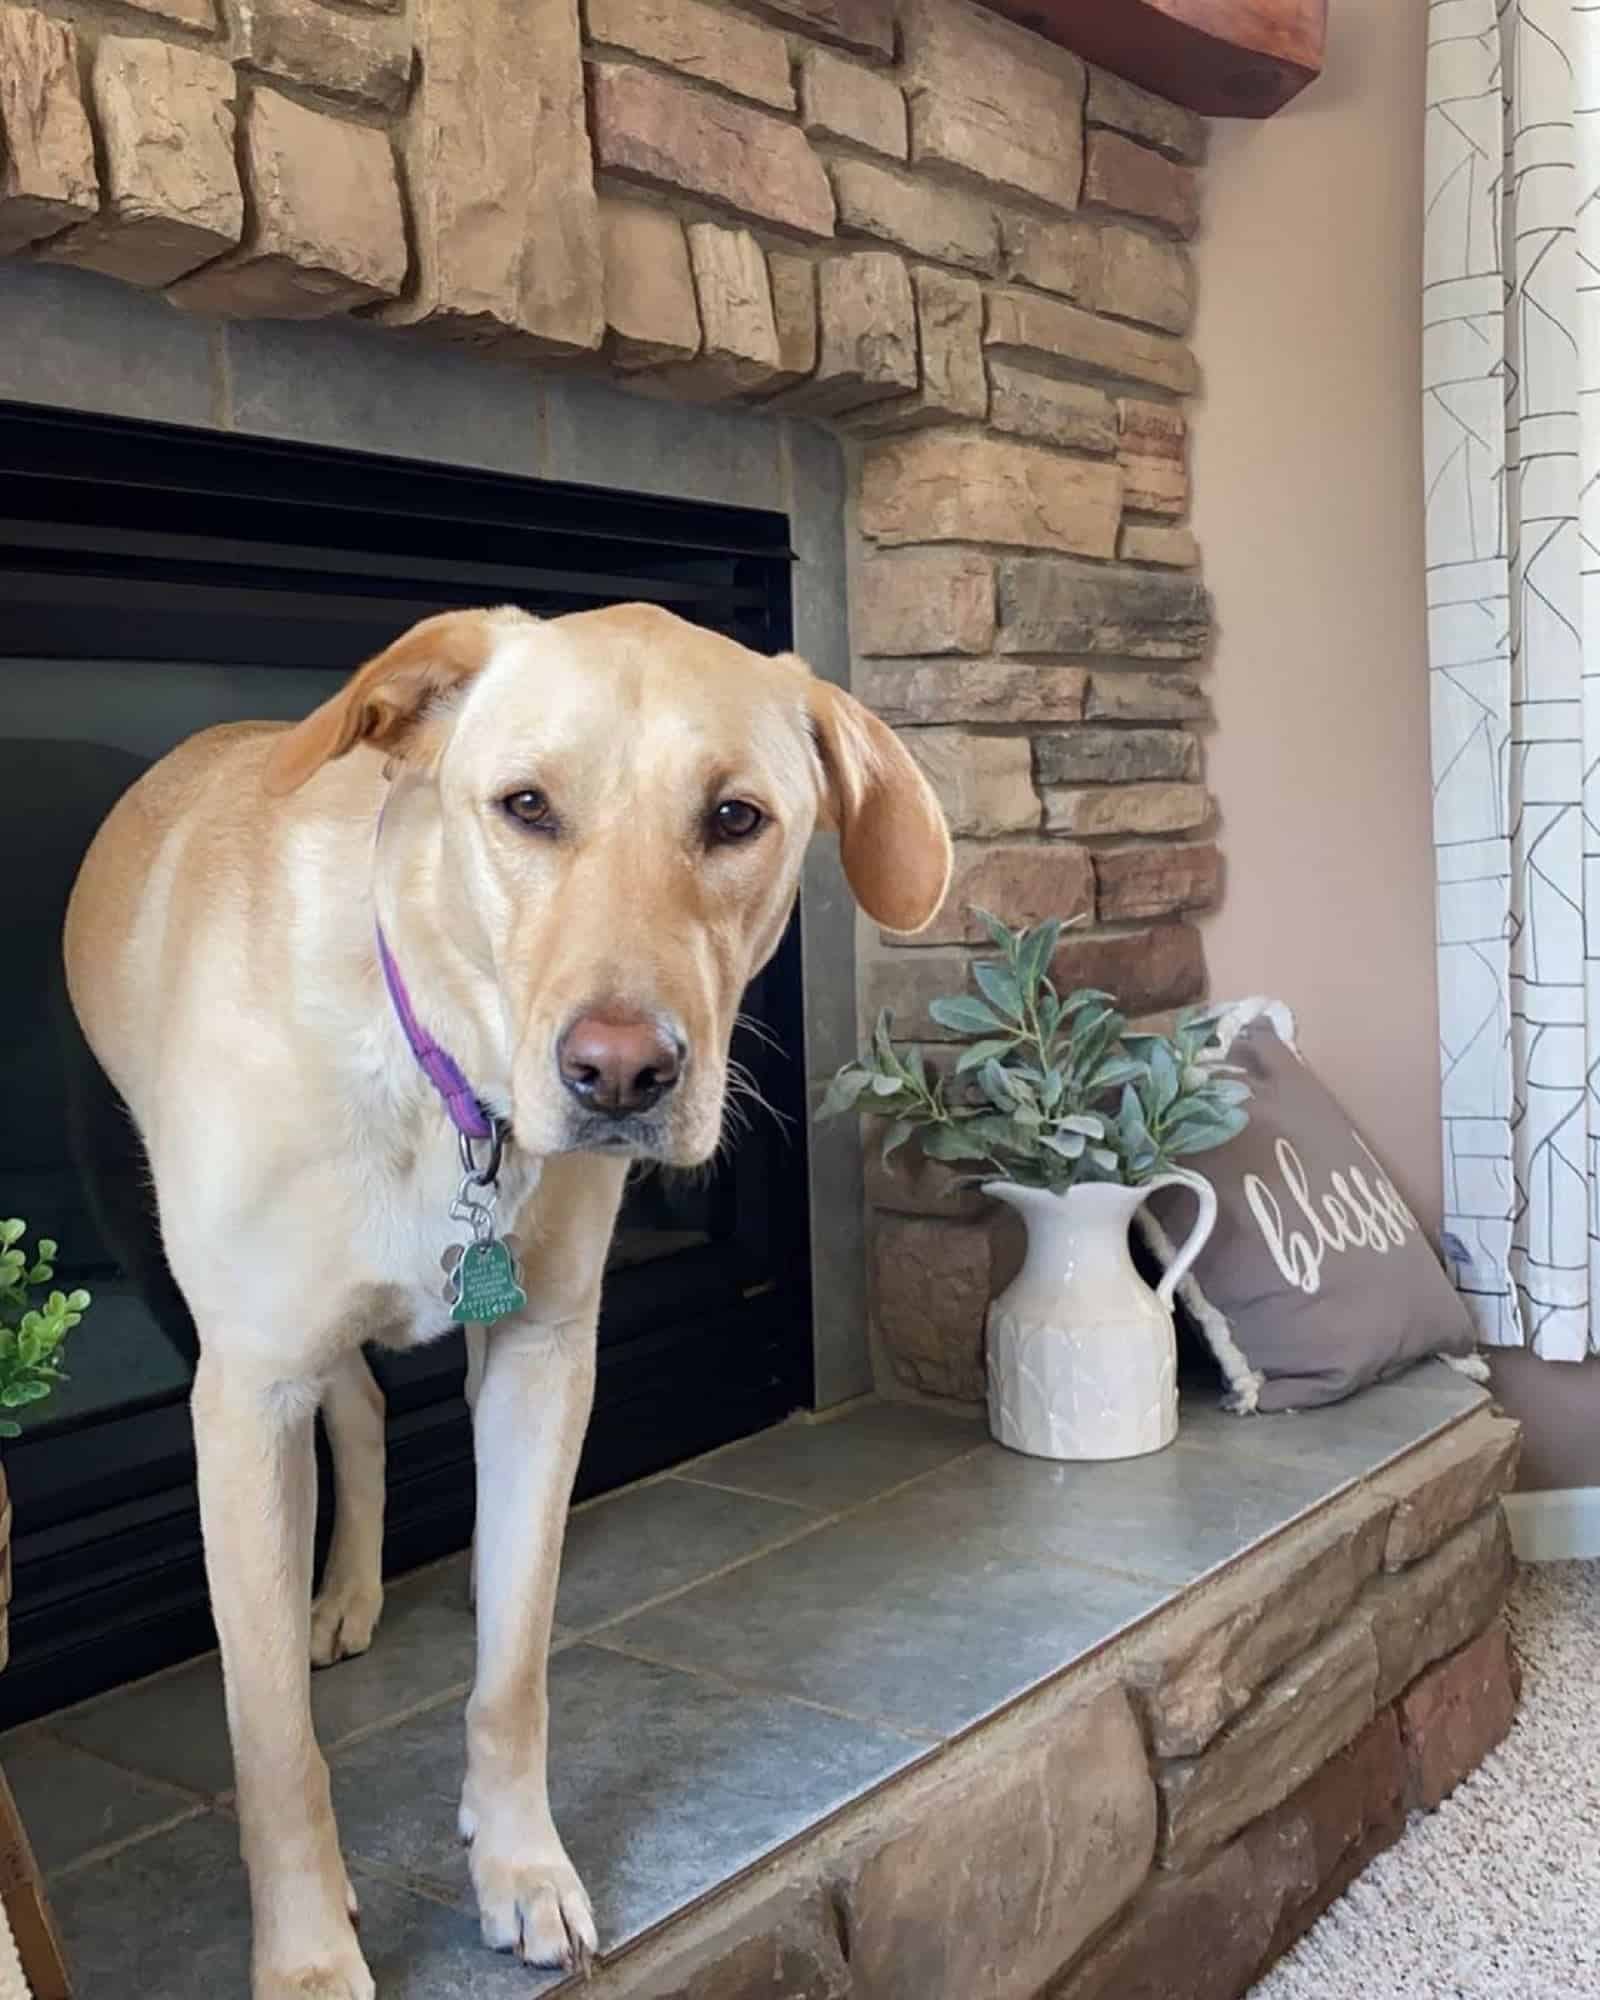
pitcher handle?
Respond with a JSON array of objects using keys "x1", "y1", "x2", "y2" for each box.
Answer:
[{"x1": 1140, "y1": 1169, "x2": 1218, "y2": 1310}]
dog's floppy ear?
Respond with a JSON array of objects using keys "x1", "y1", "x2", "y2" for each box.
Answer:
[
  {"x1": 262, "y1": 610, "x2": 503, "y2": 796},
  {"x1": 807, "y1": 677, "x2": 952, "y2": 934}
]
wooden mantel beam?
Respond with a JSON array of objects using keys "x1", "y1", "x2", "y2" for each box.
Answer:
[{"x1": 982, "y1": 0, "x2": 1328, "y2": 118}]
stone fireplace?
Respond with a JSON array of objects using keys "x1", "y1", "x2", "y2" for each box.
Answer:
[{"x1": 0, "y1": 0, "x2": 1218, "y2": 1412}]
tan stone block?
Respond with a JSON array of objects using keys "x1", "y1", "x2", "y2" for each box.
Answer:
[
  {"x1": 830, "y1": 156, "x2": 998, "y2": 272},
  {"x1": 998, "y1": 557, "x2": 1210, "y2": 658},
  {"x1": 1120, "y1": 523, "x2": 1199, "y2": 567},
  {"x1": 598, "y1": 197, "x2": 700, "y2": 368},
  {"x1": 1037, "y1": 728, "x2": 1198, "y2": 786},
  {"x1": 759, "y1": 0, "x2": 892, "y2": 57},
  {"x1": 1051, "y1": 923, "x2": 1205, "y2": 1014},
  {"x1": 1157, "y1": 1617, "x2": 1380, "y2": 1868},
  {"x1": 672, "y1": 222, "x2": 781, "y2": 397},
  {"x1": 1376, "y1": 1413, "x2": 1523, "y2": 1570},
  {"x1": 1121, "y1": 396, "x2": 1187, "y2": 455},
  {"x1": 1127, "y1": 1489, "x2": 1393, "y2": 1760},
  {"x1": 860, "y1": 660, "x2": 1087, "y2": 727},
  {"x1": 1003, "y1": 212, "x2": 1193, "y2": 333},
  {"x1": 855, "y1": 550, "x2": 995, "y2": 657},
  {"x1": 168, "y1": 90, "x2": 406, "y2": 318},
  {"x1": 801, "y1": 48, "x2": 906, "y2": 157},
  {"x1": 1094, "y1": 842, "x2": 1221, "y2": 922},
  {"x1": 840, "y1": 1684, "x2": 1156, "y2": 1997},
  {"x1": 1122, "y1": 456, "x2": 1187, "y2": 517},
  {"x1": 1119, "y1": 394, "x2": 1189, "y2": 513},
  {"x1": 628, "y1": 1890, "x2": 851, "y2": 2000},
  {"x1": 868, "y1": 1207, "x2": 991, "y2": 1399},
  {"x1": 909, "y1": 92, "x2": 1072, "y2": 213},
  {"x1": 921, "y1": 840, "x2": 1094, "y2": 945},
  {"x1": 43, "y1": 37, "x2": 240, "y2": 287},
  {"x1": 1367, "y1": 1505, "x2": 1516, "y2": 1705},
  {"x1": 860, "y1": 434, "x2": 1121, "y2": 556},
  {"x1": 780, "y1": 250, "x2": 917, "y2": 414},
  {"x1": 118, "y1": 0, "x2": 217, "y2": 22},
  {"x1": 388, "y1": 0, "x2": 601, "y2": 356},
  {"x1": 1087, "y1": 66, "x2": 1208, "y2": 164},
  {"x1": 591, "y1": 62, "x2": 834, "y2": 240},
  {"x1": 236, "y1": 0, "x2": 412, "y2": 110},
  {"x1": 988, "y1": 363, "x2": 1118, "y2": 453},
  {"x1": 863, "y1": 947, "x2": 971, "y2": 1043},
  {"x1": 1059, "y1": 1714, "x2": 1403, "y2": 2000},
  {"x1": 985, "y1": 286, "x2": 1198, "y2": 394},
  {"x1": 904, "y1": 727, "x2": 1037, "y2": 835},
  {"x1": 1263, "y1": 1710, "x2": 1411, "y2": 1964},
  {"x1": 0, "y1": 7, "x2": 97, "y2": 256},
  {"x1": 1398, "y1": 1619, "x2": 1520, "y2": 1811},
  {"x1": 849, "y1": 262, "x2": 986, "y2": 432},
  {"x1": 1085, "y1": 671, "x2": 1210, "y2": 722},
  {"x1": 587, "y1": 0, "x2": 793, "y2": 110},
  {"x1": 902, "y1": 0, "x2": 1083, "y2": 212},
  {"x1": 767, "y1": 251, "x2": 818, "y2": 381},
  {"x1": 1045, "y1": 783, "x2": 1210, "y2": 837},
  {"x1": 916, "y1": 264, "x2": 987, "y2": 415},
  {"x1": 1084, "y1": 128, "x2": 1200, "y2": 237}
]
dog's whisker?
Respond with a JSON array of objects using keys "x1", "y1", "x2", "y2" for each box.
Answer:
[{"x1": 733, "y1": 1010, "x2": 786, "y2": 1057}]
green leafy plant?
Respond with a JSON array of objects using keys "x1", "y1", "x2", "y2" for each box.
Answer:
[
  {"x1": 819, "y1": 913, "x2": 1250, "y2": 1191},
  {"x1": 0, "y1": 1220, "x2": 88, "y2": 1440}
]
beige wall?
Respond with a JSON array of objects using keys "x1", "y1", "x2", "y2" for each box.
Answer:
[{"x1": 1192, "y1": 0, "x2": 1443, "y2": 1232}]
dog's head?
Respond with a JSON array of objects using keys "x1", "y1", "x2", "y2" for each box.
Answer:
[{"x1": 263, "y1": 604, "x2": 951, "y2": 1166}]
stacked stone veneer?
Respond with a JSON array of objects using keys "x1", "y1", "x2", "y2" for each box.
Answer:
[
  {"x1": 575, "y1": 1410, "x2": 1523, "y2": 2000},
  {"x1": 0, "y1": 0, "x2": 1216, "y2": 1402}
]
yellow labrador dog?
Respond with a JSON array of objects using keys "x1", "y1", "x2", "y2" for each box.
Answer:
[{"x1": 63, "y1": 603, "x2": 950, "y2": 1999}]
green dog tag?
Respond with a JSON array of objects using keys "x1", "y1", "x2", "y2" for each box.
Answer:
[{"x1": 447, "y1": 1237, "x2": 528, "y2": 1326}]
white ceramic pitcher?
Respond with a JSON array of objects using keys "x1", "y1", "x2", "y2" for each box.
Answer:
[{"x1": 982, "y1": 1173, "x2": 1218, "y2": 1462}]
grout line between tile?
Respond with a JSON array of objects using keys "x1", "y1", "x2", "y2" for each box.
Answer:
[
  {"x1": 322, "y1": 1678, "x2": 476, "y2": 1761},
  {"x1": 569, "y1": 1441, "x2": 997, "y2": 1643},
  {"x1": 581, "y1": 1632, "x2": 941, "y2": 1746},
  {"x1": 48, "y1": 1800, "x2": 213, "y2": 1883},
  {"x1": 561, "y1": 1515, "x2": 837, "y2": 1641},
  {"x1": 669, "y1": 1438, "x2": 992, "y2": 1521},
  {"x1": 30, "y1": 1725, "x2": 221, "y2": 1810}
]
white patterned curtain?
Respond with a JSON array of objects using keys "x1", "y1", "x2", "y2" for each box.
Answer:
[{"x1": 1425, "y1": 0, "x2": 1600, "y2": 1358}]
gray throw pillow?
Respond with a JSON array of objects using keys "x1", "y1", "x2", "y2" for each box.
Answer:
[{"x1": 1146, "y1": 1016, "x2": 1475, "y2": 1411}]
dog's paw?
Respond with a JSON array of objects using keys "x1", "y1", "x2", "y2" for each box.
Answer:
[
  {"x1": 463, "y1": 1810, "x2": 597, "y2": 1970},
  {"x1": 309, "y1": 1578, "x2": 383, "y2": 1668},
  {"x1": 253, "y1": 1934, "x2": 375, "y2": 2000}
]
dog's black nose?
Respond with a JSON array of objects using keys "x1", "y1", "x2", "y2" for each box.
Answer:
[{"x1": 559, "y1": 1013, "x2": 682, "y2": 1116}]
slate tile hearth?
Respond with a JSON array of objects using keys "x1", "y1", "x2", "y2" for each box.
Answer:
[{"x1": 5, "y1": 1367, "x2": 1487, "y2": 1999}]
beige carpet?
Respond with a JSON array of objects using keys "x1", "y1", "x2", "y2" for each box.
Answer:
[{"x1": 1251, "y1": 1560, "x2": 1600, "y2": 1999}]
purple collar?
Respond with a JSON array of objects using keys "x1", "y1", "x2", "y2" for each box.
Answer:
[{"x1": 374, "y1": 923, "x2": 496, "y2": 1143}]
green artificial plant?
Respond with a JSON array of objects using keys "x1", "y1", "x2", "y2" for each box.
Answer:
[
  {"x1": 819, "y1": 913, "x2": 1250, "y2": 1191},
  {"x1": 0, "y1": 1219, "x2": 88, "y2": 1439}
]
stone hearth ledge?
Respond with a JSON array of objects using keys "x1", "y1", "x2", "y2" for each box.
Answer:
[{"x1": 23, "y1": 1367, "x2": 1521, "y2": 1999}]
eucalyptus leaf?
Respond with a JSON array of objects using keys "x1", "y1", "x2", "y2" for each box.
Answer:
[
  {"x1": 881, "y1": 1118, "x2": 916, "y2": 1164},
  {"x1": 954, "y1": 1038, "x2": 1017, "y2": 1075},
  {"x1": 928, "y1": 995, "x2": 1010, "y2": 1037},
  {"x1": 817, "y1": 1068, "x2": 872, "y2": 1120},
  {"x1": 973, "y1": 960, "x2": 1024, "y2": 1022}
]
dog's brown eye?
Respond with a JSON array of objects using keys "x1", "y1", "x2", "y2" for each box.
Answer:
[
  {"x1": 503, "y1": 789, "x2": 553, "y2": 829},
  {"x1": 712, "y1": 799, "x2": 764, "y2": 843}
]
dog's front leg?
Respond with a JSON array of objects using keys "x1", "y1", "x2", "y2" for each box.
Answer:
[
  {"x1": 192, "y1": 1349, "x2": 372, "y2": 2000},
  {"x1": 460, "y1": 1311, "x2": 598, "y2": 1970}
]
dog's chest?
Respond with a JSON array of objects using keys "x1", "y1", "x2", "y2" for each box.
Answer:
[{"x1": 337, "y1": 1141, "x2": 543, "y2": 1349}]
